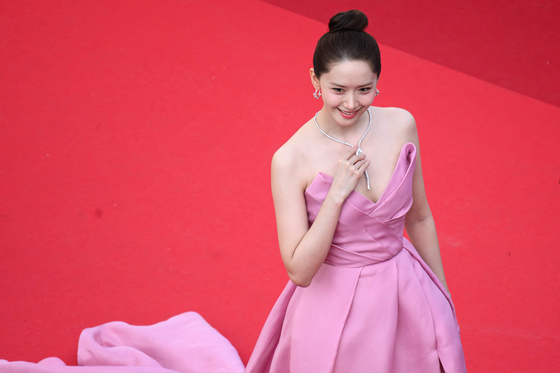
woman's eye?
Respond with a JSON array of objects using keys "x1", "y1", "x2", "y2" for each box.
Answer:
[
  {"x1": 333, "y1": 88, "x2": 344, "y2": 92},
  {"x1": 360, "y1": 88, "x2": 372, "y2": 92}
]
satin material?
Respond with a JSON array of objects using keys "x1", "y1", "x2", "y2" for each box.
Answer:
[
  {"x1": 244, "y1": 142, "x2": 467, "y2": 373},
  {"x1": 1, "y1": 312, "x2": 245, "y2": 373}
]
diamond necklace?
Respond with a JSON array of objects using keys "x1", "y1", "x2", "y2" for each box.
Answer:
[{"x1": 314, "y1": 108, "x2": 372, "y2": 190}]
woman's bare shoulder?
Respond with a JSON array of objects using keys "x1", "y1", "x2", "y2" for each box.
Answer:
[
  {"x1": 271, "y1": 119, "x2": 315, "y2": 188},
  {"x1": 373, "y1": 106, "x2": 418, "y2": 142},
  {"x1": 375, "y1": 106, "x2": 416, "y2": 124}
]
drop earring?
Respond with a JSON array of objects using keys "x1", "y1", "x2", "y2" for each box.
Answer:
[
  {"x1": 313, "y1": 88, "x2": 322, "y2": 99},
  {"x1": 375, "y1": 88, "x2": 380, "y2": 96}
]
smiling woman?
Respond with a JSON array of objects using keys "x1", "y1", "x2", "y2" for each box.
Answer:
[{"x1": 244, "y1": 9, "x2": 468, "y2": 373}]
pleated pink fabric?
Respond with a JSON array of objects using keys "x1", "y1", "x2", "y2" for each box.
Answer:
[
  {"x1": 244, "y1": 142, "x2": 467, "y2": 373},
  {"x1": 1, "y1": 142, "x2": 467, "y2": 373}
]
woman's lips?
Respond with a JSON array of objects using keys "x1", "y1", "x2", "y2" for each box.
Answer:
[{"x1": 338, "y1": 108, "x2": 359, "y2": 119}]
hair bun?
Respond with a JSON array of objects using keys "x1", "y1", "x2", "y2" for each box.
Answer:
[{"x1": 328, "y1": 10, "x2": 368, "y2": 32}]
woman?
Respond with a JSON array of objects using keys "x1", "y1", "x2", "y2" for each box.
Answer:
[{"x1": 244, "y1": 9, "x2": 467, "y2": 373}]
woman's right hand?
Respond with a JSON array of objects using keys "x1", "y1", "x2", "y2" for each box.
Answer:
[{"x1": 329, "y1": 145, "x2": 370, "y2": 203}]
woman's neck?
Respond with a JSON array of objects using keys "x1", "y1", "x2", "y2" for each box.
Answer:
[{"x1": 316, "y1": 108, "x2": 371, "y2": 143}]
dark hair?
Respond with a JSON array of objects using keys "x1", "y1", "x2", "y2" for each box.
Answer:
[{"x1": 313, "y1": 10, "x2": 381, "y2": 79}]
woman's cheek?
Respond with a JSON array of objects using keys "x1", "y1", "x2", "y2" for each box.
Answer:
[
  {"x1": 322, "y1": 93, "x2": 340, "y2": 107},
  {"x1": 362, "y1": 93, "x2": 376, "y2": 105}
]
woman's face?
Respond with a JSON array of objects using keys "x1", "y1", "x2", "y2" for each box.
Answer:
[{"x1": 311, "y1": 60, "x2": 378, "y2": 128}]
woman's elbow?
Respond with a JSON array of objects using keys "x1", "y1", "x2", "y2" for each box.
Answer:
[
  {"x1": 284, "y1": 256, "x2": 315, "y2": 287},
  {"x1": 288, "y1": 271, "x2": 312, "y2": 287}
]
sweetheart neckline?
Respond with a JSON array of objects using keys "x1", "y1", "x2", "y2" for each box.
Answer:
[{"x1": 304, "y1": 142, "x2": 415, "y2": 206}]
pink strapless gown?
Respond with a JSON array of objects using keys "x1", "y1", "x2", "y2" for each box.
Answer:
[{"x1": 1, "y1": 142, "x2": 467, "y2": 373}]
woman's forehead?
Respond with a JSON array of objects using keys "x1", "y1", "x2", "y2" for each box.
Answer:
[{"x1": 323, "y1": 60, "x2": 377, "y2": 85}]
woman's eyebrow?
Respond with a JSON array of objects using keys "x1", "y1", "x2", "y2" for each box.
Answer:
[{"x1": 328, "y1": 82, "x2": 375, "y2": 87}]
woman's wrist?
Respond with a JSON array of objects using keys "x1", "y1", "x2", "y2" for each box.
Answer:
[{"x1": 325, "y1": 189, "x2": 347, "y2": 207}]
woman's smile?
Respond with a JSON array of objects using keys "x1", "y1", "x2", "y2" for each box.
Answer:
[{"x1": 337, "y1": 108, "x2": 360, "y2": 119}]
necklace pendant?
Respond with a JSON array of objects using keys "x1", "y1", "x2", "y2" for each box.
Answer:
[{"x1": 356, "y1": 148, "x2": 363, "y2": 156}]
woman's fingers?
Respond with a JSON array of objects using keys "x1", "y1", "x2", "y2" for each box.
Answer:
[
  {"x1": 348, "y1": 147, "x2": 366, "y2": 164},
  {"x1": 351, "y1": 157, "x2": 368, "y2": 173},
  {"x1": 350, "y1": 154, "x2": 367, "y2": 169},
  {"x1": 332, "y1": 147, "x2": 370, "y2": 200},
  {"x1": 356, "y1": 158, "x2": 371, "y2": 172},
  {"x1": 344, "y1": 145, "x2": 367, "y2": 164},
  {"x1": 352, "y1": 153, "x2": 367, "y2": 166},
  {"x1": 345, "y1": 145, "x2": 359, "y2": 160},
  {"x1": 339, "y1": 154, "x2": 366, "y2": 173}
]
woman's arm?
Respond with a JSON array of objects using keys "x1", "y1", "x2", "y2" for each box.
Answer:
[
  {"x1": 271, "y1": 144, "x2": 368, "y2": 287},
  {"x1": 402, "y1": 112, "x2": 451, "y2": 297},
  {"x1": 406, "y1": 215, "x2": 449, "y2": 296}
]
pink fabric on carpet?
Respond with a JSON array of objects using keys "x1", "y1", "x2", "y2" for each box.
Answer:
[{"x1": 1, "y1": 312, "x2": 244, "y2": 373}]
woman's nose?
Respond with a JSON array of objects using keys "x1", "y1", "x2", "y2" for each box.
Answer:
[{"x1": 344, "y1": 94, "x2": 358, "y2": 110}]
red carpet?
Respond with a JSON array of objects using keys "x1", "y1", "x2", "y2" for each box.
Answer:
[
  {"x1": 1, "y1": 1, "x2": 559, "y2": 372},
  {"x1": 265, "y1": 0, "x2": 560, "y2": 108}
]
